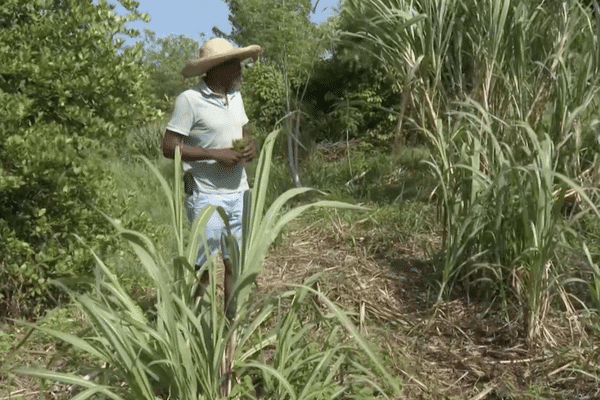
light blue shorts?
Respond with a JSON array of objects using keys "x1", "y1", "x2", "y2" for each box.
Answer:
[{"x1": 185, "y1": 190, "x2": 245, "y2": 267}]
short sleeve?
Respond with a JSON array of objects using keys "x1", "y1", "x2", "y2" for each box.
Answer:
[
  {"x1": 166, "y1": 92, "x2": 194, "y2": 136},
  {"x1": 239, "y1": 95, "x2": 249, "y2": 126}
]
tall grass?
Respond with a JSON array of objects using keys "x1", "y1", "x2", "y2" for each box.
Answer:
[
  {"x1": 343, "y1": 0, "x2": 600, "y2": 343},
  {"x1": 9, "y1": 129, "x2": 399, "y2": 398}
]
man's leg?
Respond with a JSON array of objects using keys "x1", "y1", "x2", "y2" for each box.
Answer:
[
  {"x1": 221, "y1": 191, "x2": 245, "y2": 320},
  {"x1": 194, "y1": 270, "x2": 210, "y2": 299},
  {"x1": 223, "y1": 258, "x2": 235, "y2": 319},
  {"x1": 186, "y1": 191, "x2": 225, "y2": 302}
]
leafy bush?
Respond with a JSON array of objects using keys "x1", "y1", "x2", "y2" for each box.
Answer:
[
  {"x1": 141, "y1": 31, "x2": 199, "y2": 111},
  {"x1": 301, "y1": 56, "x2": 399, "y2": 144},
  {"x1": 0, "y1": 0, "x2": 160, "y2": 319},
  {"x1": 242, "y1": 61, "x2": 286, "y2": 129}
]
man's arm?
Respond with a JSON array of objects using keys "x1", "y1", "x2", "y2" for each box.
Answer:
[{"x1": 161, "y1": 129, "x2": 243, "y2": 167}]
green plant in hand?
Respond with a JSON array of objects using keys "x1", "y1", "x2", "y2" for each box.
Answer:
[{"x1": 232, "y1": 138, "x2": 249, "y2": 151}]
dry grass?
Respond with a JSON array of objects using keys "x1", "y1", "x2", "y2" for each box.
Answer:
[
  {"x1": 258, "y1": 217, "x2": 600, "y2": 399},
  {"x1": 0, "y1": 337, "x2": 74, "y2": 400}
]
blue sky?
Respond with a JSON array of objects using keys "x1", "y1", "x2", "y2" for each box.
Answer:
[{"x1": 111, "y1": 0, "x2": 341, "y2": 45}]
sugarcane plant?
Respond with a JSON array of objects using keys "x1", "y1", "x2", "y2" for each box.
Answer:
[
  {"x1": 7, "y1": 128, "x2": 399, "y2": 399},
  {"x1": 342, "y1": 0, "x2": 600, "y2": 344}
]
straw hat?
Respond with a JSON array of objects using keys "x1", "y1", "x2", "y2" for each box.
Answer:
[{"x1": 182, "y1": 38, "x2": 262, "y2": 78}]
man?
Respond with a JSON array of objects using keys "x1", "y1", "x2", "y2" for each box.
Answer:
[{"x1": 161, "y1": 38, "x2": 262, "y2": 310}]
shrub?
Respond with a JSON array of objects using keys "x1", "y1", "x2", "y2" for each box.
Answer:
[
  {"x1": 242, "y1": 61, "x2": 286, "y2": 130},
  {"x1": 0, "y1": 0, "x2": 160, "y2": 319}
]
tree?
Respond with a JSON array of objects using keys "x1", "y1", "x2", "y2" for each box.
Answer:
[
  {"x1": 301, "y1": 52, "x2": 400, "y2": 144},
  {"x1": 0, "y1": 0, "x2": 160, "y2": 319},
  {"x1": 215, "y1": 0, "x2": 323, "y2": 76},
  {"x1": 215, "y1": 0, "x2": 335, "y2": 186},
  {"x1": 142, "y1": 30, "x2": 201, "y2": 110},
  {"x1": 241, "y1": 61, "x2": 287, "y2": 130}
]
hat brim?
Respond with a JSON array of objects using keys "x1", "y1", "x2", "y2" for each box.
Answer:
[{"x1": 182, "y1": 45, "x2": 262, "y2": 77}]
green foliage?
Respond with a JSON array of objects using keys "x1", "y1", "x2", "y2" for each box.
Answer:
[
  {"x1": 116, "y1": 121, "x2": 165, "y2": 161},
  {"x1": 302, "y1": 56, "x2": 399, "y2": 143},
  {"x1": 242, "y1": 61, "x2": 286, "y2": 129},
  {"x1": 330, "y1": 86, "x2": 384, "y2": 137},
  {"x1": 422, "y1": 99, "x2": 597, "y2": 343},
  {"x1": 342, "y1": 0, "x2": 600, "y2": 148},
  {"x1": 216, "y1": 0, "x2": 329, "y2": 83},
  {"x1": 0, "y1": 0, "x2": 160, "y2": 319},
  {"x1": 244, "y1": 278, "x2": 392, "y2": 399},
  {"x1": 297, "y1": 143, "x2": 432, "y2": 204},
  {"x1": 142, "y1": 31, "x2": 200, "y2": 110}
]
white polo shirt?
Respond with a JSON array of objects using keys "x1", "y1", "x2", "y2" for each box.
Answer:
[{"x1": 166, "y1": 80, "x2": 249, "y2": 194}]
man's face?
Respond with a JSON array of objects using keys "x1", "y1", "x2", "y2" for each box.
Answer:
[{"x1": 209, "y1": 58, "x2": 242, "y2": 90}]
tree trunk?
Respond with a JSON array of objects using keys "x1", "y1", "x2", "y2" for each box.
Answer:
[{"x1": 286, "y1": 114, "x2": 302, "y2": 187}]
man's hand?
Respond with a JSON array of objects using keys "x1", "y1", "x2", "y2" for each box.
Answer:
[
  {"x1": 162, "y1": 130, "x2": 247, "y2": 166},
  {"x1": 211, "y1": 148, "x2": 244, "y2": 167},
  {"x1": 240, "y1": 135, "x2": 257, "y2": 162}
]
